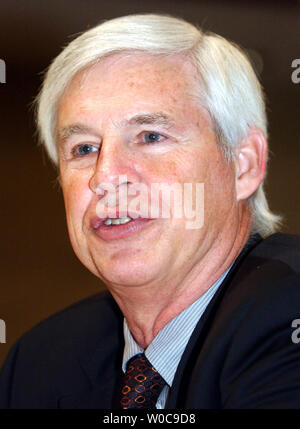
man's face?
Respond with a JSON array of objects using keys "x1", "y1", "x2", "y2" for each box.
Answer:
[{"x1": 58, "y1": 54, "x2": 237, "y2": 290}]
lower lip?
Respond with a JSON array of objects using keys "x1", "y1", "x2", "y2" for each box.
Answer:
[{"x1": 92, "y1": 218, "x2": 154, "y2": 241}]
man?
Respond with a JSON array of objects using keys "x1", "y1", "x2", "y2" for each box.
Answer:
[{"x1": 0, "y1": 14, "x2": 299, "y2": 409}]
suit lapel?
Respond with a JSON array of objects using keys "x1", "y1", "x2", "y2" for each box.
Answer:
[
  {"x1": 58, "y1": 293, "x2": 124, "y2": 409},
  {"x1": 165, "y1": 276, "x2": 230, "y2": 408},
  {"x1": 166, "y1": 234, "x2": 262, "y2": 408}
]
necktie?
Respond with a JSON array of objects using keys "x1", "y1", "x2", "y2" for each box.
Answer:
[{"x1": 120, "y1": 353, "x2": 166, "y2": 409}]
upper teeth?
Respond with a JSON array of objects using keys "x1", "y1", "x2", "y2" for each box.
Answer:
[{"x1": 104, "y1": 216, "x2": 132, "y2": 226}]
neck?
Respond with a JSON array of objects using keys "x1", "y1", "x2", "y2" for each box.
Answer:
[{"x1": 108, "y1": 206, "x2": 252, "y2": 349}]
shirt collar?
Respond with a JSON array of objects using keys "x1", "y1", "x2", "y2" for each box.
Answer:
[{"x1": 122, "y1": 266, "x2": 231, "y2": 386}]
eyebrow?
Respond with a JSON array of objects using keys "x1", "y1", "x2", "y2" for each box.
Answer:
[
  {"x1": 58, "y1": 124, "x2": 98, "y2": 142},
  {"x1": 126, "y1": 112, "x2": 175, "y2": 127}
]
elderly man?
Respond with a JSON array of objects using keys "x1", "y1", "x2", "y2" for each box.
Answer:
[{"x1": 0, "y1": 14, "x2": 299, "y2": 409}]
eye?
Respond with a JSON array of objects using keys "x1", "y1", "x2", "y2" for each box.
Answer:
[
  {"x1": 72, "y1": 144, "x2": 98, "y2": 157},
  {"x1": 142, "y1": 132, "x2": 164, "y2": 144}
]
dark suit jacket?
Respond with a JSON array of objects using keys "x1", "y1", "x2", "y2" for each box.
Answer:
[{"x1": 1, "y1": 233, "x2": 300, "y2": 409}]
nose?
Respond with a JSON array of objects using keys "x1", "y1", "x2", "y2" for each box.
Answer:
[{"x1": 89, "y1": 136, "x2": 139, "y2": 195}]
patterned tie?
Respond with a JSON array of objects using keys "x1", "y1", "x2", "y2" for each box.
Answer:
[{"x1": 120, "y1": 353, "x2": 166, "y2": 409}]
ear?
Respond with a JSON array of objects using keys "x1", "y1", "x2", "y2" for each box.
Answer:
[{"x1": 235, "y1": 129, "x2": 267, "y2": 201}]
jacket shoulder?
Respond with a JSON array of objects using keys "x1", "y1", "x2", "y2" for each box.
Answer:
[
  {"x1": 0, "y1": 290, "x2": 123, "y2": 408},
  {"x1": 250, "y1": 232, "x2": 300, "y2": 273},
  {"x1": 217, "y1": 234, "x2": 300, "y2": 408},
  {"x1": 182, "y1": 234, "x2": 300, "y2": 408},
  {"x1": 20, "y1": 290, "x2": 121, "y2": 347},
  {"x1": 220, "y1": 232, "x2": 300, "y2": 318}
]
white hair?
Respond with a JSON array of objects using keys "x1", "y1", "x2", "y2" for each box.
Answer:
[{"x1": 36, "y1": 13, "x2": 281, "y2": 237}]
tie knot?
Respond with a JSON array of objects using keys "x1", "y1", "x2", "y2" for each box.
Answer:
[{"x1": 120, "y1": 353, "x2": 166, "y2": 409}]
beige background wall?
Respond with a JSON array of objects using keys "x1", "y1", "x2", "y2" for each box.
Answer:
[{"x1": 0, "y1": 0, "x2": 299, "y2": 367}]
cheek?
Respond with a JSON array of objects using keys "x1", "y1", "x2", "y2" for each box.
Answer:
[
  {"x1": 205, "y1": 157, "x2": 236, "y2": 221},
  {"x1": 61, "y1": 174, "x2": 91, "y2": 225},
  {"x1": 140, "y1": 150, "x2": 202, "y2": 185}
]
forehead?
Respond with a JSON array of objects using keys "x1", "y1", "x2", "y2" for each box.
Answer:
[{"x1": 58, "y1": 53, "x2": 200, "y2": 119}]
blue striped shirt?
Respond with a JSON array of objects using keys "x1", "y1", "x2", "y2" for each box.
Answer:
[{"x1": 122, "y1": 266, "x2": 231, "y2": 408}]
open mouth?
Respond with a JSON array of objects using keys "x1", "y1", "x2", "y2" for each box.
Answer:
[
  {"x1": 91, "y1": 214, "x2": 154, "y2": 240},
  {"x1": 103, "y1": 216, "x2": 132, "y2": 226}
]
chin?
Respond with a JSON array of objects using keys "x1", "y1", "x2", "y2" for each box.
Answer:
[{"x1": 94, "y1": 256, "x2": 162, "y2": 288}]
